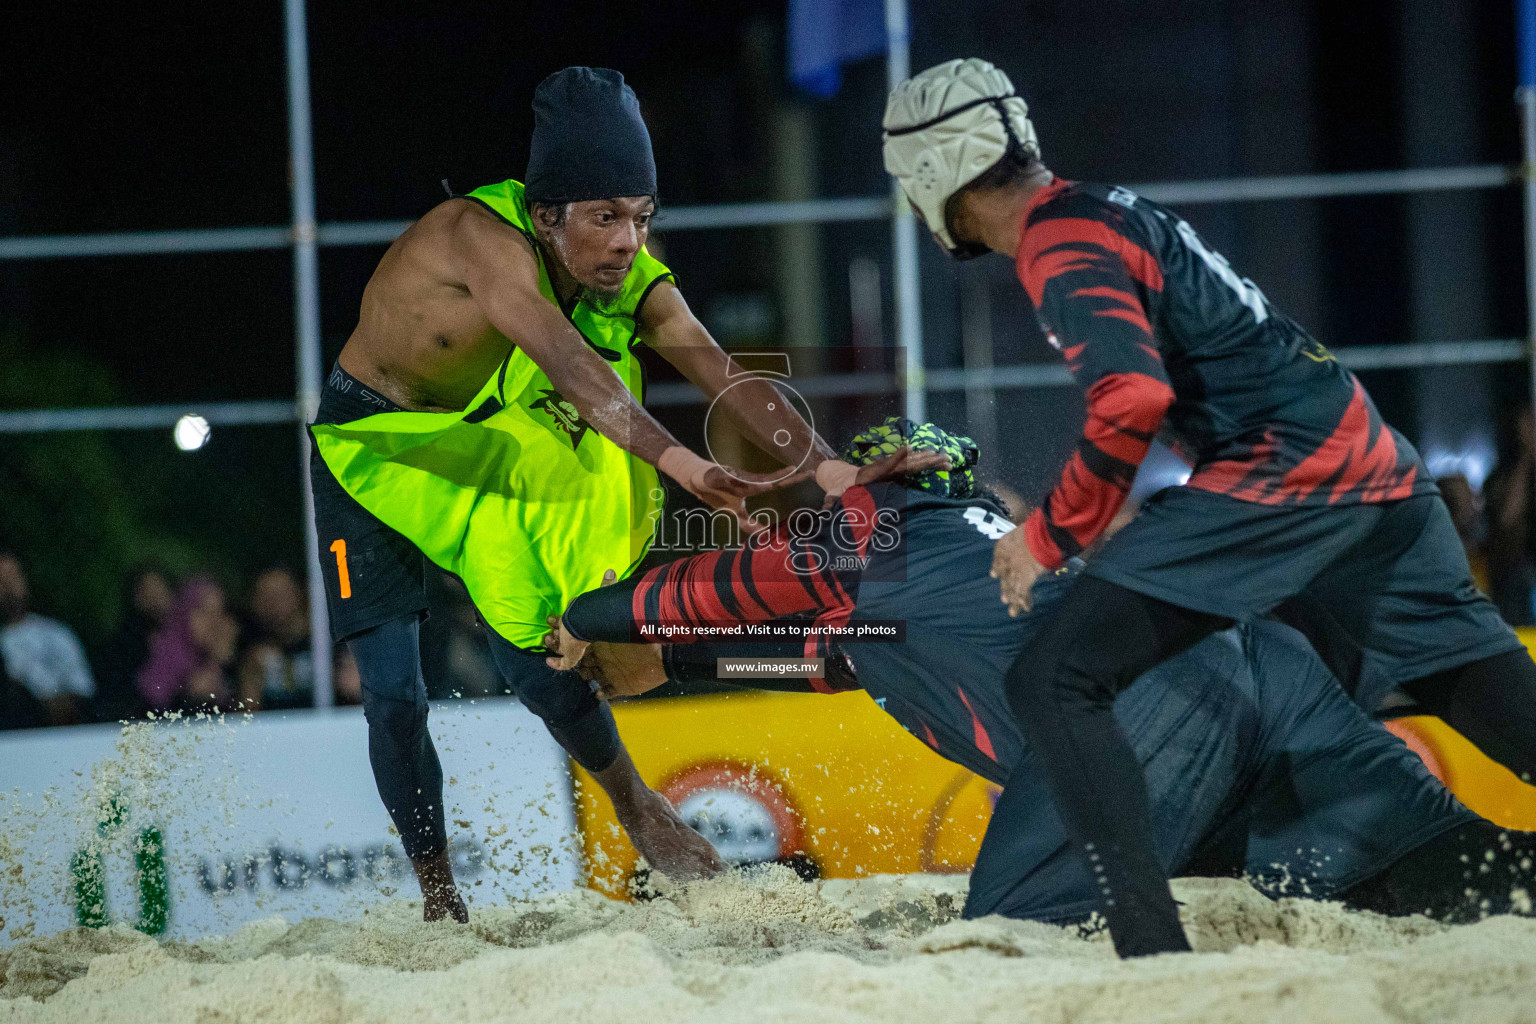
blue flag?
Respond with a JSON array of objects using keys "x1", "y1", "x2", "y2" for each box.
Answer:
[
  {"x1": 788, "y1": 0, "x2": 887, "y2": 98},
  {"x1": 1523, "y1": 0, "x2": 1536, "y2": 88}
]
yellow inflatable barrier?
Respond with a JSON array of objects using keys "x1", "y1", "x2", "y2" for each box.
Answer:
[{"x1": 573, "y1": 690, "x2": 996, "y2": 894}]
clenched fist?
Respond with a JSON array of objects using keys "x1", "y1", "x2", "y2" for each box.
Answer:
[{"x1": 990, "y1": 525, "x2": 1047, "y2": 616}]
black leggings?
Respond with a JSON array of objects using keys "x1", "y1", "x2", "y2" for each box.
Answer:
[
  {"x1": 1272, "y1": 597, "x2": 1536, "y2": 785},
  {"x1": 1399, "y1": 648, "x2": 1536, "y2": 785},
  {"x1": 1345, "y1": 819, "x2": 1536, "y2": 922},
  {"x1": 348, "y1": 614, "x2": 623, "y2": 860},
  {"x1": 1003, "y1": 575, "x2": 1232, "y2": 957},
  {"x1": 482, "y1": 631, "x2": 621, "y2": 772},
  {"x1": 349, "y1": 616, "x2": 446, "y2": 860}
]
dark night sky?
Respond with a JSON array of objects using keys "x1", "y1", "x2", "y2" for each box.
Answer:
[
  {"x1": 1, "y1": 0, "x2": 1525, "y2": 405},
  {"x1": 1, "y1": 0, "x2": 786, "y2": 404}
]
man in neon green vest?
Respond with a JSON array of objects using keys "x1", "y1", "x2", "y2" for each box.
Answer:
[{"x1": 309, "y1": 67, "x2": 855, "y2": 920}]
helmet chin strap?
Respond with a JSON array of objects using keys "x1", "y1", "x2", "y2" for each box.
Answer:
[
  {"x1": 943, "y1": 226, "x2": 992, "y2": 261},
  {"x1": 906, "y1": 195, "x2": 990, "y2": 261}
]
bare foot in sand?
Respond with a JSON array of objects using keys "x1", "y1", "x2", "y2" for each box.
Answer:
[
  {"x1": 411, "y1": 849, "x2": 469, "y2": 923},
  {"x1": 620, "y1": 786, "x2": 726, "y2": 882},
  {"x1": 595, "y1": 748, "x2": 724, "y2": 881}
]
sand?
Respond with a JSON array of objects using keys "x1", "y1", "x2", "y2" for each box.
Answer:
[
  {"x1": 5, "y1": 866, "x2": 1536, "y2": 1024},
  {"x1": 7, "y1": 713, "x2": 1536, "y2": 1022}
]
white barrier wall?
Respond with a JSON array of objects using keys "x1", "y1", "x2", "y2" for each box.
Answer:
[{"x1": 0, "y1": 698, "x2": 579, "y2": 943}]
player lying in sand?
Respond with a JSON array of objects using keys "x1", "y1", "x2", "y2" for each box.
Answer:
[
  {"x1": 546, "y1": 419, "x2": 1536, "y2": 926},
  {"x1": 306, "y1": 66, "x2": 852, "y2": 921}
]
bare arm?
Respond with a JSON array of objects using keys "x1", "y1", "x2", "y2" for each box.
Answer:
[
  {"x1": 452, "y1": 208, "x2": 779, "y2": 520},
  {"x1": 638, "y1": 281, "x2": 837, "y2": 475},
  {"x1": 456, "y1": 208, "x2": 679, "y2": 464}
]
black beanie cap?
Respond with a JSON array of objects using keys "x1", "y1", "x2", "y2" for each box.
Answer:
[{"x1": 524, "y1": 67, "x2": 657, "y2": 207}]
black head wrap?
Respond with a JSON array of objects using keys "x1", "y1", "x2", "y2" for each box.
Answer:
[{"x1": 524, "y1": 67, "x2": 657, "y2": 206}]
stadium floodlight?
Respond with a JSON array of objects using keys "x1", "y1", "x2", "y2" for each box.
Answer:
[{"x1": 173, "y1": 413, "x2": 211, "y2": 451}]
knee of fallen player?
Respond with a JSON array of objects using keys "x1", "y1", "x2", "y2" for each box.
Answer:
[{"x1": 1350, "y1": 819, "x2": 1536, "y2": 922}]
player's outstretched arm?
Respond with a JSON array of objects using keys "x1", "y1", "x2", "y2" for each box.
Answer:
[
  {"x1": 452, "y1": 207, "x2": 782, "y2": 527},
  {"x1": 547, "y1": 449, "x2": 947, "y2": 667},
  {"x1": 638, "y1": 280, "x2": 833, "y2": 487}
]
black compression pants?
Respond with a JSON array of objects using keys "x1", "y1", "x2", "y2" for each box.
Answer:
[
  {"x1": 1271, "y1": 599, "x2": 1536, "y2": 784},
  {"x1": 482, "y1": 631, "x2": 621, "y2": 772},
  {"x1": 1006, "y1": 576, "x2": 1536, "y2": 957},
  {"x1": 349, "y1": 616, "x2": 446, "y2": 860},
  {"x1": 348, "y1": 613, "x2": 623, "y2": 860},
  {"x1": 1003, "y1": 575, "x2": 1232, "y2": 958},
  {"x1": 1398, "y1": 648, "x2": 1536, "y2": 785}
]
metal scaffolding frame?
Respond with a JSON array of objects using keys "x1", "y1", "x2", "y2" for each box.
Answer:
[{"x1": 2, "y1": 1, "x2": 1533, "y2": 707}]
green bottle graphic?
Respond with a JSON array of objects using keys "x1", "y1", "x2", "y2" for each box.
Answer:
[{"x1": 69, "y1": 794, "x2": 169, "y2": 935}]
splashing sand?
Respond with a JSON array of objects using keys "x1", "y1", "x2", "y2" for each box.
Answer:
[{"x1": 4, "y1": 867, "x2": 1534, "y2": 1023}]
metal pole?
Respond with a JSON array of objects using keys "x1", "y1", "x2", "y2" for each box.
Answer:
[
  {"x1": 285, "y1": 0, "x2": 333, "y2": 709},
  {"x1": 4, "y1": 166, "x2": 1526, "y2": 262},
  {"x1": 1521, "y1": 0, "x2": 1536, "y2": 426},
  {"x1": 885, "y1": 0, "x2": 924, "y2": 421}
]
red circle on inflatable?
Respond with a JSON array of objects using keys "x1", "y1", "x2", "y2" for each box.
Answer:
[{"x1": 661, "y1": 761, "x2": 804, "y2": 861}]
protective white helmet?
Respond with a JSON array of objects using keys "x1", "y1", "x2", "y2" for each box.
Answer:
[{"x1": 882, "y1": 58, "x2": 1040, "y2": 259}]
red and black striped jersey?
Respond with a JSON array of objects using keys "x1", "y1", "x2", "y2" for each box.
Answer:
[
  {"x1": 622, "y1": 485, "x2": 887, "y2": 692},
  {"x1": 1016, "y1": 179, "x2": 1435, "y2": 569}
]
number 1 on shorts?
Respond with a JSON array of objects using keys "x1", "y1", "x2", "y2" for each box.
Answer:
[{"x1": 329, "y1": 539, "x2": 352, "y2": 599}]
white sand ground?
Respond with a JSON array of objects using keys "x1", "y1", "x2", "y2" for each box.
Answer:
[{"x1": 5, "y1": 866, "x2": 1536, "y2": 1024}]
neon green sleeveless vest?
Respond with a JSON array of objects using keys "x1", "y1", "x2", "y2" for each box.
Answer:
[{"x1": 311, "y1": 179, "x2": 669, "y2": 648}]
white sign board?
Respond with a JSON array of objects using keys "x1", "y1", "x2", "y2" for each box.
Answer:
[{"x1": 0, "y1": 698, "x2": 580, "y2": 943}]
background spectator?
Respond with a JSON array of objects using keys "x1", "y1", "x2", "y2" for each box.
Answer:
[
  {"x1": 137, "y1": 577, "x2": 239, "y2": 713},
  {"x1": 237, "y1": 566, "x2": 315, "y2": 711},
  {"x1": 93, "y1": 563, "x2": 175, "y2": 721},
  {"x1": 1485, "y1": 406, "x2": 1536, "y2": 625},
  {"x1": 1437, "y1": 475, "x2": 1489, "y2": 595},
  {"x1": 0, "y1": 551, "x2": 96, "y2": 726}
]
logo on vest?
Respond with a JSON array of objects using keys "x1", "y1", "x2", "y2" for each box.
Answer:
[{"x1": 530, "y1": 389, "x2": 591, "y2": 448}]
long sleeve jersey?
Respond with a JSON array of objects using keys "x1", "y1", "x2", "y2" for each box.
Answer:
[
  {"x1": 566, "y1": 485, "x2": 896, "y2": 694},
  {"x1": 1016, "y1": 179, "x2": 1434, "y2": 569}
]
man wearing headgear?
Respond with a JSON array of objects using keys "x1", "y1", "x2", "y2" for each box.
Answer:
[
  {"x1": 878, "y1": 58, "x2": 1536, "y2": 956},
  {"x1": 547, "y1": 419, "x2": 1536, "y2": 933},
  {"x1": 308, "y1": 67, "x2": 852, "y2": 920}
]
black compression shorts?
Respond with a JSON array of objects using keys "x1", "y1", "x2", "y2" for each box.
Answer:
[{"x1": 309, "y1": 365, "x2": 430, "y2": 642}]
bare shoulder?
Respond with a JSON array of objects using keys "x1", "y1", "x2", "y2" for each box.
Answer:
[
  {"x1": 443, "y1": 199, "x2": 538, "y2": 273},
  {"x1": 382, "y1": 199, "x2": 536, "y2": 290}
]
